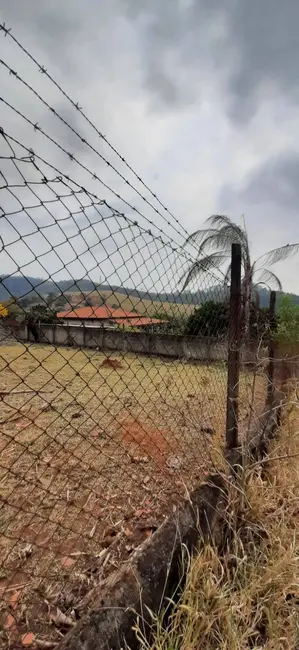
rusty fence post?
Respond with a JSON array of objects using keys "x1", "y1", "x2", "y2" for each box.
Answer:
[
  {"x1": 266, "y1": 290, "x2": 276, "y2": 403},
  {"x1": 226, "y1": 243, "x2": 242, "y2": 450}
]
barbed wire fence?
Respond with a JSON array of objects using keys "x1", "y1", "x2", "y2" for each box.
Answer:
[{"x1": 0, "y1": 22, "x2": 279, "y2": 649}]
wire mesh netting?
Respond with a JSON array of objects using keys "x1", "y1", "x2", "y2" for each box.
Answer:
[{"x1": 0, "y1": 21, "x2": 270, "y2": 649}]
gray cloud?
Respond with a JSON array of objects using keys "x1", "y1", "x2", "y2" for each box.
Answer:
[
  {"x1": 1, "y1": 0, "x2": 299, "y2": 293},
  {"x1": 121, "y1": 0, "x2": 299, "y2": 122},
  {"x1": 241, "y1": 153, "x2": 299, "y2": 210},
  {"x1": 129, "y1": 0, "x2": 230, "y2": 109},
  {"x1": 220, "y1": 151, "x2": 299, "y2": 214},
  {"x1": 227, "y1": 1, "x2": 299, "y2": 121}
]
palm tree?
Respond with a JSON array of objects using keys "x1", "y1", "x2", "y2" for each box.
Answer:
[{"x1": 182, "y1": 214, "x2": 299, "y2": 331}]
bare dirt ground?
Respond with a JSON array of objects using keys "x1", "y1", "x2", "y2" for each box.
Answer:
[{"x1": 0, "y1": 342, "x2": 266, "y2": 648}]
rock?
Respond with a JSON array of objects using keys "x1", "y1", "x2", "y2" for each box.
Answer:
[
  {"x1": 61, "y1": 556, "x2": 76, "y2": 569},
  {"x1": 21, "y1": 632, "x2": 36, "y2": 646},
  {"x1": 166, "y1": 456, "x2": 182, "y2": 469}
]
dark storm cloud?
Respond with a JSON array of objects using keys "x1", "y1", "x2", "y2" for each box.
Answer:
[
  {"x1": 0, "y1": 0, "x2": 118, "y2": 77},
  {"x1": 232, "y1": 152, "x2": 299, "y2": 210},
  {"x1": 3, "y1": 0, "x2": 299, "y2": 121},
  {"x1": 227, "y1": 0, "x2": 299, "y2": 121},
  {"x1": 125, "y1": 0, "x2": 230, "y2": 108},
  {"x1": 1, "y1": 0, "x2": 299, "y2": 291},
  {"x1": 122, "y1": 0, "x2": 299, "y2": 120}
]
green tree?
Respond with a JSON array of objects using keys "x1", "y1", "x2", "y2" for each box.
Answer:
[
  {"x1": 152, "y1": 312, "x2": 187, "y2": 334},
  {"x1": 185, "y1": 300, "x2": 272, "y2": 339},
  {"x1": 185, "y1": 301, "x2": 229, "y2": 337},
  {"x1": 275, "y1": 295, "x2": 299, "y2": 345},
  {"x1": 249, "y1": 305, "x2": 274, "y2": 341},
  {"x1": 46, "y1": 292, "x2": 57, "y2": 306},
  {"x1": 182, "y1": 215, "x2": 299, "y2": 331},
  {"x1": 18, "y1": 296, "x2": 31, "y2": 308},
  {"x1": 55, "y1": 294, "x2": 67, "y2": 308},
  {"x1": 28, "y1": 304, "x2": 59, "y2": 324},
  {"x1": 84, "y1": 296, "x2": 94, "y2": 307}
]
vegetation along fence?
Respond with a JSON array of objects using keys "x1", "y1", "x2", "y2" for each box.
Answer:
[{"x1": 0, "y1": 21, "x2": 295, "y2": 650}]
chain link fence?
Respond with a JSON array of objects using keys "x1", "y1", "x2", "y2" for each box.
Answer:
[{"x1": 0, "y1": 22, "x2": 273, "y2": 649}]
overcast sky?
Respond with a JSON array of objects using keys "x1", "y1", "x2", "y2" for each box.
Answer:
[{"x1": 1, "y1": 0, "x2": 299, "y2": 295}]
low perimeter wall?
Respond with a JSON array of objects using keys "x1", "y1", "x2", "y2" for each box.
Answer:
[
  {"x1": 11, "y1": 323, "x2": 265, "y2": 363},
  {"x1": 13, "y1": 323, "x2": 229, "y2": 361}
]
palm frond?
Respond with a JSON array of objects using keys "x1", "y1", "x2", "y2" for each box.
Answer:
[
  {"x1": 185, "y1": 228, "x2": 219, "y2": 247},
  {"x1": 205, "y1": 214, "x2": 235, "y2": 228},
  {"x1": 187, "y1": 226, "x2": 247, "y2": 261},
  {"x1": 195, "y1": 233, "x2": 233, "y2": 258},
  {"x1": 254, "y1": 268, "x2": 283, "y2": 291},
  {"x1": 181, "y1": 253, "x2": 228, "y2": 290},
  {"x1": 258, "y1": 242, "x2": 299, "y2": 266},
  {"x1": 206, "y1": 215, "x2": 249, "y2": 250},
  {"x1": 186, "y1": 215, "x2": 250, "y2": 267},
  {"x1": 224, "y1": 263, "x2": 232, "y2": 285}
]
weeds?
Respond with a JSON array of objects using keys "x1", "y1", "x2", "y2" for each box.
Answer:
[{"x1": 137, "y1": 407, "x2": 299, "y2": 650}]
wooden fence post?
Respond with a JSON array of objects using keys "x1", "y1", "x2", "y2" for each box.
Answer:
[
  {"x1": 266, "y1": 290, "x2": 276, "y2": 404},
  {"x1": 226, "y1": 243, "x2": 242, "y2": 450}
]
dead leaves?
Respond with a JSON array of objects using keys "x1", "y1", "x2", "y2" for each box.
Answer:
[
  {"x1": 130, "y1": 455, "x2": 149, "y2": 464},
  {"x1": 9, "y1": 590, "x2": 20, "y2": 610},
  {"x1": 100, "y1": 526, "x2": 119, "y2": 548},
  {"x1": 21, "y1": 632, "x2": 36, "y2": 646},
  {"x1": 134, "y1": 508, "x2": 147, "y2": 518},
  {"x1": 61, "y1": 556, "x2": 76, "y2": 569},
  {"x1": 20, "y1": 543, "x2": 33, "y2": 560},
  {"x1": 3, "y1": 612, "x2": 17, "y2": 630},
  {"x1": 50, "y1": 607, "x2": 75, "y2": 629}
]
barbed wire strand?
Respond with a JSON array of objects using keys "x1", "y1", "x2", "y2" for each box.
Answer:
[
  {"x1": 0, "y1": 127, "x2": 225, "y2": 288},
  {"x1": 0, "y1": 21, "x2": 199, "y2": 247}
]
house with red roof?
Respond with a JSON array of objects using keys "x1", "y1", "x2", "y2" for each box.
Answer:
[{"x1": 56, "y1": 305, "x2": 165, "y2": 331}]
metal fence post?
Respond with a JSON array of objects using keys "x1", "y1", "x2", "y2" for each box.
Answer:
[
  {"x1": 266, "y1": 290, "x2": 276, "y2": 403},
  {"x1": 226, "y1": 243, "x2": 242, "y2": 450}
]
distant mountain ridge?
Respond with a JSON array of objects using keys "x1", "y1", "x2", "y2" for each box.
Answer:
[{"x1": 0, "y1": 274, "x2": 298, "y2": 309}]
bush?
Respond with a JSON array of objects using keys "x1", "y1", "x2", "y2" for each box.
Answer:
[
  {"x1": 185, "y1": 301, "x2": 229, "y2": 337},
  {"x1": 275, "y1": 295, "x2": 299, "y2": 346},
  {"x1": 185, "y1": 300, "x2": 274, "y2": 340}
]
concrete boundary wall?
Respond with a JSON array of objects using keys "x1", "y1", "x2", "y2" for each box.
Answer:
[{"x1": 12, "y1": 322, "x2": 262, "y2": 363}]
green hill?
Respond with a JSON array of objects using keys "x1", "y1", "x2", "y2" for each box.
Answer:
[{"x1": 0, "y1": 275, "x2": 298, "y2": 312}]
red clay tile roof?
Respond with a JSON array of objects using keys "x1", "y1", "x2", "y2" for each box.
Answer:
[
  {"x1": 56, "y1": 307, "x2": 166, "y2": 327},
  {"x1": 110, "y1": 308, "x2": 138, "y2": 319},
  {"x1": 57, "y1": 306, "x2": 143, "y2": 320}
]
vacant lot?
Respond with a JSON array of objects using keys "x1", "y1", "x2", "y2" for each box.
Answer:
[{"x1": 0, "y1": 343, "x2": 265, "y2": 647}]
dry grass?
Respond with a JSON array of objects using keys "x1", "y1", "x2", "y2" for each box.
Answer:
[
  {"x1": 0, "y1": 342, "x2": 265, "y2": 647},
  {"x1": 140, "y1": 397, "x2": 299, "y2": 650}
]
